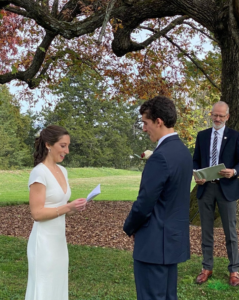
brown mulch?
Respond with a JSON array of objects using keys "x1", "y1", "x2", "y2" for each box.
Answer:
[{"x1": 0, "y1": 201, "x2": 235, "y2": 258}]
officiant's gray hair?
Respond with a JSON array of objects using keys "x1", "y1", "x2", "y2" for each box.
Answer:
[{"x1": 212, "y1": 101, "x2": 229, "y2": 114}]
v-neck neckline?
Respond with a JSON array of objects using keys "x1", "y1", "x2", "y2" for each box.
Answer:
[{"x1": 41, "y1": 163, "x2": 68, "y2": 195}]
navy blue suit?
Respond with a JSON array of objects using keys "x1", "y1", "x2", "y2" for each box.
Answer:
[
  {"x1": 124, "y1": 135, "x2": 192, "y2": 300},
  {"x1": 193, "y1": 126, "x2": 239, "y2": 272},
  {"x1": 193, "y1": 127, "x2": 239, "y2": 201}
]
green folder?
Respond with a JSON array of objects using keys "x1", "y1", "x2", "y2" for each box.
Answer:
[{"x1": 193, "y1": 163, "x2": 226, "y2": 181}]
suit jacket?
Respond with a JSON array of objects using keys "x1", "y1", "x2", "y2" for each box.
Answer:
[
  {"x1": 193, "y1": 126, "x2": 239, "y2": 201},
  {"x1": 123, "y1": 135, "x2": 192, "y2": 265}
]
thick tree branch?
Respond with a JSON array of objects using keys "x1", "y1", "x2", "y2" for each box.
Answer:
[
  {"x1": 0, "y1": 1, "x2": 9, "y2": 9},
  {"x1": 164, "y1": 34, "x2": 221, "y2": 91},
  {"x1": 0, "y1": 0, "x2": 223, "y2": 87},
  {"x1": 229, "y1": 0, "x2": 239, "y2": 49},
  {"x1": 4, "y1": 6, "x2": 30, "y2": 17},
  {"x1": 112, "y1": 15, "x2": 189, "y2": 56},
  {"x1": 0, "y1": 32, "x2": 56, "y2": 88},
  {"x1": 31, "y1": 55, "x2": 57, "y2": 87},
  {"x1": 233, "y1": 0, "x2": 239, "y2": 24},
  {"x1": 0, "y1": 0, "x2": 218, "y2": 41}
]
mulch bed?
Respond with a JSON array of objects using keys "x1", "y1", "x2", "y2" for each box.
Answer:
[{"x1": 0, "y1": 201, "x2": 234, "y2": 258}]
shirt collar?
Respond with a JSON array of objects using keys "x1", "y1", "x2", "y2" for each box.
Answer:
[
  {"x1": 156, "y1": 132, "x2": 178, "y2": 148},
  {"x1": 212, "y1": 125, "x2": 225, "y2": 137}
]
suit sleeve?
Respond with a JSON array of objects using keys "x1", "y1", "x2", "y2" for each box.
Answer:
[
  {"x1": 193, "y1": 133, "x2": 201, "y2": 170},
  {"x1": 123, "y1": 153, "x2": 169, "y2": 236},
  {"x1": 233, "y1": 134, "x2": 239, "y2": 174}
]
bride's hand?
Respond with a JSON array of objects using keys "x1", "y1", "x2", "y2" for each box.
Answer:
[{"x1": 69, "y1": 198, "x2": 87, "y2": 212}]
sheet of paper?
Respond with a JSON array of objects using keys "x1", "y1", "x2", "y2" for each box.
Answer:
[{"x1": 86, "y1": 184, "x2": 101, "y2": 202}]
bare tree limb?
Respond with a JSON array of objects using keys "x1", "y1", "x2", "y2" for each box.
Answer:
[
  {"x1": 4, "y1": 6, "x2": 30, "y2": 17},
  {"x1": 138, "y1": 26, "x2": 156, "y2": 33},
  {"x1": 164, "y1": 34, "x2": 221, "y2": 91},
  {"x1": 140, "y1": 21, "x2": 219, "y2": 45},
  {"x1": 183, "y1": 22, "x2": 219, "y2": 43},
  {"x1": 140, "y1": 15, "x2": 189, "y2": 45},
  {"x1": 51, "y1": 0, "x2": 59, "y2": 17},
  {"x1": 97, "y1": 0, "x2": 117, "y2": 45}
]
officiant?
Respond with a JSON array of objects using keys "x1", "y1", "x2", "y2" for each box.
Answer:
[{"x1": 193, "y1": 101, "x2": 239, "y2": 286}]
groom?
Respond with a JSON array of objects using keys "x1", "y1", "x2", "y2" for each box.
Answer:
[{"x1": 123, "y1": 95, "x2": 192, "y2": 300}]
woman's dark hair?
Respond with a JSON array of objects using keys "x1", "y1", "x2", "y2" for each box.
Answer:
[
  {"x1": 34, "y1": 125, "x2": 69, "y2": 166},
  {"x1": 139, "y1": 95, "x2": 177, "y2": 128}
]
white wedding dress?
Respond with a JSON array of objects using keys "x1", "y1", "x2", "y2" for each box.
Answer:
[{"x1": 25, "y1": 163, "x2": 71, "y2": 300}]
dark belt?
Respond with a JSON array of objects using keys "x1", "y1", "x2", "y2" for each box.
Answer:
[{"x1": 210, "y1": 179, "x2": 220, "y2": 184}]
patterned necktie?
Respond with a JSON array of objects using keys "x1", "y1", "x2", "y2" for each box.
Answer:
[{"x1": 211, "y1": 131, "x2": 218, "y2": 166}]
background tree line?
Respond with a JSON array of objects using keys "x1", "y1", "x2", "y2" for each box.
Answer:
[
  {"x1": 1, "y1": 40, "x2": 221, "y2": 170},
  {"x1": 0, "y1": 72, "x2": 155, "y2": 170},
  {"x1": 1, "y1": 54, "x2": 220, "y2": 171}
]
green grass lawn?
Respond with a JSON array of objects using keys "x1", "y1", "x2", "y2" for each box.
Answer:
[
  {"x1": 0, "y1": 168, "x2": 219, "y2": 299},
  {"x1": 1, "y1": 235, "x2": 239, "y2": 300},
  {"x1": 0, "y1": 168, "x2": 196, "y2": 204}
]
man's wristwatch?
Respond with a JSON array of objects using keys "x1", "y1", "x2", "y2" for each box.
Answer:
[{"x1": 233, "y1": 169, "x2": 237, "y2": 176}]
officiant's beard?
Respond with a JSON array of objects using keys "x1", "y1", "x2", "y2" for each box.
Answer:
[{"x1": 212, "y1": 120, "x2": 225, "y2": 130}]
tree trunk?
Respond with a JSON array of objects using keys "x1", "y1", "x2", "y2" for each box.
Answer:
[
  {"x1": 219, "y1": 33, "x2": 239, "y2": 130},
  {"x1": 189, "y1": 23, "x2": 239, "y2": 228}
]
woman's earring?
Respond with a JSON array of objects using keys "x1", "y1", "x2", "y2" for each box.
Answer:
[{"x1": 48, "y1": 148, "x2": 51, "y2": 153}]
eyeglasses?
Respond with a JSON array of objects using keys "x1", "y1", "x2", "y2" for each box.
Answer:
[{"x1": 211, "y1": 113, "x2": 228, "y2": 119}]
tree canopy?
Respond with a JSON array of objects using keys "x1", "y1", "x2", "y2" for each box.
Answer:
[{"x1": 1, "y1": 0, "x2": 239, "y2": 128}]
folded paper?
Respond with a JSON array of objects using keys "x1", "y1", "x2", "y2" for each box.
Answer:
[
  {"x1": 193, "y1": 163, "x2": 226, "y2": 181},
  {"x1": 86, "y1": 184, "x2": 101, "y2": 202}
]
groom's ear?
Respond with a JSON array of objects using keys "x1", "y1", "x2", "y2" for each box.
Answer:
[{"x1": 155, "y1": 118, "x2": 164, "y2": 127}]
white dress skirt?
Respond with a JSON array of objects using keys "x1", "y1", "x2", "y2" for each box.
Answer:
[{"x1": 25, "y1": 163, "x2": 71, "y2": 300}]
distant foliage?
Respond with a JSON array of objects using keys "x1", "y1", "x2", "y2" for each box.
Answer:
[
  {"x1": 41, "y1": 70, "x2": 154, "y2": 169},
  {"x1": 0, "y1": 86, "x2": 38, "y2": 169}
]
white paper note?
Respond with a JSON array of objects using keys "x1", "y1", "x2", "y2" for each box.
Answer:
[{"x1": 86, "y1": 184, "x2": 101, "y2": 202}]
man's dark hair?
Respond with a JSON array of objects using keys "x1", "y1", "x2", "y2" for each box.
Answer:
[{"x1": 139, "y1": 95, "x2": 177, "y2": 128}]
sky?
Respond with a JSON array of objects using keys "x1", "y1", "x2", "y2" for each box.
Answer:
[{"x1": 8, "y1": 81, "x2": 57, "y2": 114}]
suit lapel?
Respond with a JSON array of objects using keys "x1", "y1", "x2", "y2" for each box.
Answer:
[
  {"x1": 219, "y1": 127, "x2": 229, "y2": 158},
  {"x1": 205, "y1": 128, "x2": 212, "y2": 166}
]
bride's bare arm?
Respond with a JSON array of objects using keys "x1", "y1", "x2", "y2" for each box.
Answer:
[{"x1": 29, "y1": 182, "x2": 86, "y2": 221}]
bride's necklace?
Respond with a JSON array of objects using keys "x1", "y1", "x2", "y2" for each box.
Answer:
[
  {"x1": 52, "y1": 165, "x2": 60, "y2": 174},
  {"x1": 43, "y1": 163, "x2": 59, "y2": 174}
]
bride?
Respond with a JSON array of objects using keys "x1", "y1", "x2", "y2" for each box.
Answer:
[{"x1": 25, "y1": 125, "x2": 87, "y2": 300}]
